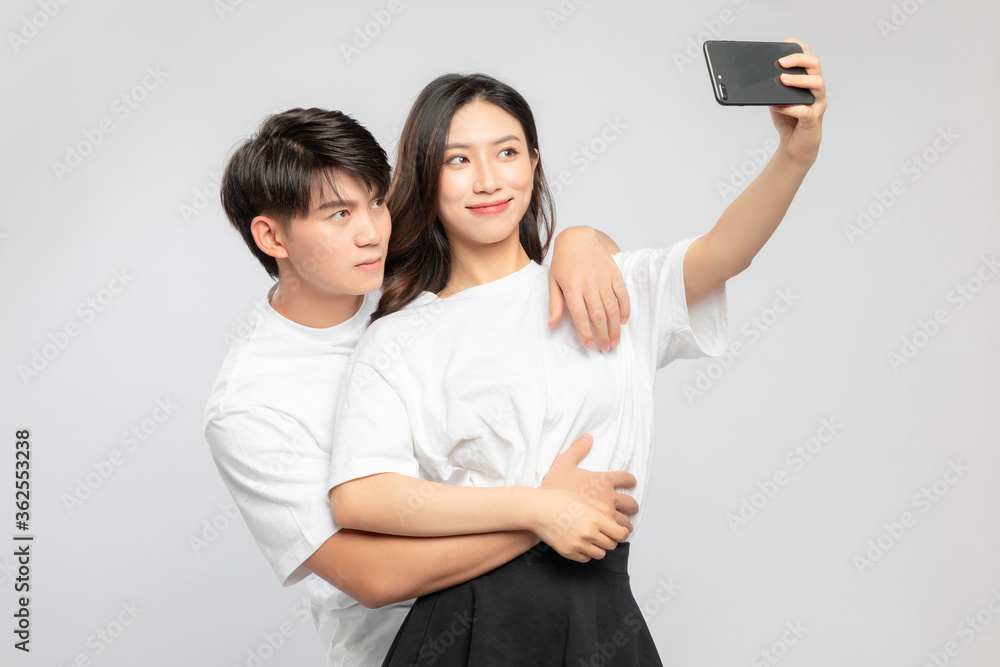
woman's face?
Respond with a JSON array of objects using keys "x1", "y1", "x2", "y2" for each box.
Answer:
[{"x1": 436, "y1": 101, "x2": 537, "y2": 253}]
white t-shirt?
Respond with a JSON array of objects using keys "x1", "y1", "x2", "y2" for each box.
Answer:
[
  {"x1": 204, "y1": 289, "x2": 411, "y2": 667},
  {"x1": 328, "y1": 239, "x2": 730, "y2": 533}
]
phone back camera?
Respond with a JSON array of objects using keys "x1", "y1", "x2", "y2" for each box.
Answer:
[{"x1": 718, "y1": 82, "x2": 728, "y2": 100}]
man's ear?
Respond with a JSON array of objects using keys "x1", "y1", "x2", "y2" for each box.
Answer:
[{"x1": 250, "y1": 215, "x2": 289, "y2": 260}]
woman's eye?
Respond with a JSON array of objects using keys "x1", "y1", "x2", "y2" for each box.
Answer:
[
  {"x1": 499, "y1": 148, "x2": 518, "y2": 158},
  {"x1": 445, "y1": 155, "x2": 467, "y2": 165}
]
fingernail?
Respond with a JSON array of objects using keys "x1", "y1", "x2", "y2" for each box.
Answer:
[
  {"x1": 585, "y1": 340, "x2": 594, "y2": 349},
  {"x1": 581, "y1": 433, "x2": 593, "y2": 443},
  {"x1": 779, "y1": 57, "x2": 790, "y2": 65},
  {"x1": 599, "y1": 343, "x2": 609, "y2": 352},
  {"x1": 621, "y1": 316, "x2": 628, "y2": 324},
  {"x1": 611, "y1": 338, "x2": 620, "y2": 347},
  {"x1": 781, "y1": 73, "x2": 792, "y2": 80}
]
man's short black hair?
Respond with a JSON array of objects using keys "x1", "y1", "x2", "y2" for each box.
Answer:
[{"x1": 220, "y1": 108, "x2": 391, "y2": 278}]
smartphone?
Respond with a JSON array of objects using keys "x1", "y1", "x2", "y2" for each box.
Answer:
[{"x1": 703, "y1": 40, "x2": 815, "y2": 106}]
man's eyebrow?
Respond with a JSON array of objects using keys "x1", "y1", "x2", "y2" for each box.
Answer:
[
  {"x1": 314, "y1": 199, "x2": 355, "y2": 211},
  {"x1": 444, "y1": 135, "x2": 523, "y2": 150}
]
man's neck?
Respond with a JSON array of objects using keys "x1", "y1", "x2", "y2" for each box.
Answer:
[{"x1": 269, "y1": 282, "x2": 365, "y2": 329}]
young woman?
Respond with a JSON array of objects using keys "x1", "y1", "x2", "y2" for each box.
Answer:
[{"x1": 329, "y1": 41, "x2": 826, "y2": 665}]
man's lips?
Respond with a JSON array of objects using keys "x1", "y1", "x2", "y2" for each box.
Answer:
[{"x1": 466, "y1": 198, "x2": 512, "y2": 215}]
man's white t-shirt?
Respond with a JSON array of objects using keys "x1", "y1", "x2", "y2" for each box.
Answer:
[
  {"x1": 204, "y1": 289, "x2": 411, "y2": 667},
  {"x1": 329, "y1": 239, "x2": 730, "y2": 532}
]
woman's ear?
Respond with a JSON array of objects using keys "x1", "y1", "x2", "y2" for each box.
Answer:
[
  {"x1": 531, "y1": 148, "x2": 540, "y2": 175},
  {"x1": 250, "y1": 215, "x2": 290, "y2": 260}
]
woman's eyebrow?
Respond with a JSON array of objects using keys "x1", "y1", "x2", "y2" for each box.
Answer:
[{"x1": 444, "y1": 135, "x2": 524, "y2": 150}]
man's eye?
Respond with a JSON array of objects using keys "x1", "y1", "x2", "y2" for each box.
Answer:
[
  {"x1": 372, "y1": 198, "x2": 385, "y2": 209},
  {"x1": 331, "y1": 210, "x2": 349, "y2": 220}
]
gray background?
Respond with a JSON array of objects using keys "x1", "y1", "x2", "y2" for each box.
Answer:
[{"x1": 3, "y1": 0, "x2": 999, "y2": 665}]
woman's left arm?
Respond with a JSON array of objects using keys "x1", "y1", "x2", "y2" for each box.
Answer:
[
  {"x1": 684, "y1": 38, "x2": 827, "y2": 306},
  {"x1": 549, "y1": 227, "x2": 630, "y2": 352}
]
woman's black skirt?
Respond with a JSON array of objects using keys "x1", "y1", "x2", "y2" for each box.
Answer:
[{"x1": 381, "y1": 542, "x2": 662, "y2": 666}]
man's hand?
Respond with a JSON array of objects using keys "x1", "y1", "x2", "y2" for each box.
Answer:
[
  {"x1": 540, "y1": 435, "x2": 639, "y2": 533},
  {"x1": 549, "y1": 227, "x2": 630, "y2": 352},
  {"x1": 528, "y1": 488, "x2": 629, "y2": 562}
]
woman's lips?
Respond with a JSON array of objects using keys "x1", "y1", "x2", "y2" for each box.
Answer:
[
  {"x1": 355, "y1": 257, "x2": 382, "y2": 272},
  {"x1": 466, "y1": 199, "x2": 511, "y2": 215}
]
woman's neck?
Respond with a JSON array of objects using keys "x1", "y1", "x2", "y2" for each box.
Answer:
[{"x1": 439, "y1": 233, "x2": 531, "y2": 298}]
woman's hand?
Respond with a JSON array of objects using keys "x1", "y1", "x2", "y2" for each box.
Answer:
[
  {"x1": 548, "y1": 227, "x2": 630, "y2": 352},
  {"x1": 771, "y1": 38, "x2": 827, "y2": 165}
]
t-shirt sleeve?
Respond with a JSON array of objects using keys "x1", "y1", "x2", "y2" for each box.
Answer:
[
  {"x1": 615, "y1": 237, "x2": 730, "y2": 368},
  {"x1": 205, "y1": 406, "x2": 339, "y2": 587},
  {"x1": 328, "y1": 360, "x2": 421, "y2": 491}
]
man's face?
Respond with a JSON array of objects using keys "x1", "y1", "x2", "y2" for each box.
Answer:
[{"x1": 277, "y1": 172, "x2": 390, "y2": 298}]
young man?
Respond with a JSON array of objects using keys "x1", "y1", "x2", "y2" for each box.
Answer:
[{"x1": 204, "y1": 107, "x2": 636, "y2": 666}]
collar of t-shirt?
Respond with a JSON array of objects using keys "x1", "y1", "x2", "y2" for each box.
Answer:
[
  {"x1": 260, "y1": 286, "x2": 377, "y2": 346},
  {"x1": 413, "y1": 260, "x2": 543, "y2": 306}
]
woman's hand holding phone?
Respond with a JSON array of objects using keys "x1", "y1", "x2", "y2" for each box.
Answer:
[
  {"x1": 702, "y1": 38, "x2": 826, "y2": 165},
  {"x1": 771, "y1": 38, "x2": 827, "y2": 165}
]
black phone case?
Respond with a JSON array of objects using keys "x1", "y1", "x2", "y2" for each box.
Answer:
[{"x1": 703, "y1": 41, "x2": 815, "y2": 106}]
